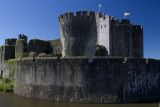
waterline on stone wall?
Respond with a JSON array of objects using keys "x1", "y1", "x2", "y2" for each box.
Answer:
[{"x1": 0, "y1": 91, "x2": 158, "y2": 107}]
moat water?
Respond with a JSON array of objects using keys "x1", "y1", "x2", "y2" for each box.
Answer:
[{"x1": 0, "y1": 92, "x2": 158, "y2": 107}]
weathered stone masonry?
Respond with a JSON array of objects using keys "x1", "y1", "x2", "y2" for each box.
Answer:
[
  {"x1": 14, "y1": 57, "x2": 160, "y2": 103},
  {"x1": 59, "y1": 11, "x2": 143, "y2": 57},
  {"x1": 59, "y1": 11, "x2": 97, "y2": 57}
]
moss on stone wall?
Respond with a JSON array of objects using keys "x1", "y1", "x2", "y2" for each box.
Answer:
[
  {"x1": 17, "y1": 39, "x2": 24, "y2": 43},
  {"x1": 3, "y1": 59, "x2": 17, "y2": 80},
  {"x1": 7, "y1": 59, "x2": 16, "y2": 67},
  {"x1": 15, "y1": 50, "x2": 20, "y2": 59},
  {"x1": 9, "y1": 69, "x2": 15, "y2": 78},
  {"x1": 15, "y1": 39, "x2": 28, "y2": 58}
]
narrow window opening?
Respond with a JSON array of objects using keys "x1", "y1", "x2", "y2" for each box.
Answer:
[
  {"x1": 65, "y1": 30, "x2": 68, "y2": 35},
  {"x1": 1, "y1": 70, "x2": 3, "y2": 75}
]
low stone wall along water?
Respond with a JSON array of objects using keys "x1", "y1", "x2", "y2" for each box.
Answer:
[{"x1": 14, "y1": 57, "x2": 160, "y2": 103}]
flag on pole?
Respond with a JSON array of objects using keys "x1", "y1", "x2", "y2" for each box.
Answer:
[
  {"x1": 125, "y1": 13, "x2": 130, "y2": 16},
  {"x1": 124, "y1": 12, "x2": 130, "y2": 19},
  {"x1": 99, "y1": 3, "x2": 102, "y2": 8},
  {"x1": 99, "y1": 3, "x2": 102, "y2": 12}
]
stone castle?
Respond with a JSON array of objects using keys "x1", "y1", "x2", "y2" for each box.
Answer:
[
  {"x1": 1, "y1": 11, "x2": 143, "y2": 61},
  {"x1": 0, "y1": 11, "x2": 160, "y2": 104},
  {"x1": 59, "y1": 11, "x2": 143, "y2": 58}
]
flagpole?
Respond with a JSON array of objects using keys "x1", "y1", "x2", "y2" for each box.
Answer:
[
  {"x1": 99, "y1": 4, "x2": 100, "y2": 12},
  {"x1": 124, "y1": 12, "x2": 125, "y2": 19}
]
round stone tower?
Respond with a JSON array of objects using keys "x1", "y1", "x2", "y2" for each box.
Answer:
[
  {"x1": 59, "y1": 11, "x2": 97, "y2": 57},
  {"x1": 15, "y1": 39, "x2": 27, "y2": 58}
]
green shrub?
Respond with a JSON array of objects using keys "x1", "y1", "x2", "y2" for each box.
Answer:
[
  {"x1": 0, "y1": 79, "x2": 14, "y2": 92},
  {"x1": 24, "y1": 52, "x2": 29, "y2": 57},
  {"x1": 3, "y1": 78, "x2": 11, "y2": 83},
  {"x1": 0, "y1": 75, "x2": 3, "y2": 79},
  {"x1": 3, "y1": 82, "x2": 14, "y2": 92}
]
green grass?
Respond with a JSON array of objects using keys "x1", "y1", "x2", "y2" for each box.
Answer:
[
  {"x1": 0, "y1": 75, "x2": 3, "y2": 79},
  {"x1": 0, "y1": 79, "x2": 14, "y2": 92}
]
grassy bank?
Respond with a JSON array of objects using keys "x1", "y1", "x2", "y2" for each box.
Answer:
[
  {"x1": 0, "y1": 59, "x2": 16, "y2": 93},
  {"x1": 0, "y1": 78, "x2": 14, "y2": 92}
]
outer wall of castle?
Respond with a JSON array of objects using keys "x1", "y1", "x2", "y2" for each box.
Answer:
[{"x1": 14, "y1": 57, "x2": 160, "y2": 103}]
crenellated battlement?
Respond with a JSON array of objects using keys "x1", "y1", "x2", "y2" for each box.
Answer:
[
  {"x1": 132, "y1": 25, "x2": 143, "y2": 30},
  {"x1": 18, "y1": 34, "x2": 28, "y2": 43},
  {"x1": 121, "y1": 19, "x2": 131, "y2": 24},
  {"x1": 95, "y1": 12, "x2": 102, "y2": 18},
  {"x1": 59, "y1": 11, "x2": 97, "y2": 57},
  {"x1": 59, "y1": 10, "x2": 143, "y2": 57},
  {"x1": 112, "y1": 19, "x2": 120, "y2": 24},
  {"x1": 59, "y1": 11, "x2": 95, "y2": 21},
  {"x1": 5, "y1": 38, "x2": 17, "y2": 46},
  {"x1": 95, "y1": 12, "x2": 111, "y2": 20},
  {"x1": 112, "y1": 19, "x2": 132, "y2": 25},
  {"x1": 111, "y1": 19, "x2": 143, "y2": 31},
  {"x1": 5, "y1": 39, "x2": 10, "y2": 45}
]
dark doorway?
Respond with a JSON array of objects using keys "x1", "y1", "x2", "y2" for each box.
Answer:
[
  {"x1": 44, "y1": 50, "x2": 49, "y2": 54},
  {"x1": 1, "y1": 70, "x2": 3, "y2": 76}
]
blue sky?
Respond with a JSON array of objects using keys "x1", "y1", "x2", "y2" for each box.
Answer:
[{"x1": 0, "y1": 0, "x2": 159, "y2": 59}]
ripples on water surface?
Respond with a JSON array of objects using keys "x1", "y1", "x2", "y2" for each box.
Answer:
[{"x1": 0, "y1": 92, "x2": 158, "y2": 107}]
